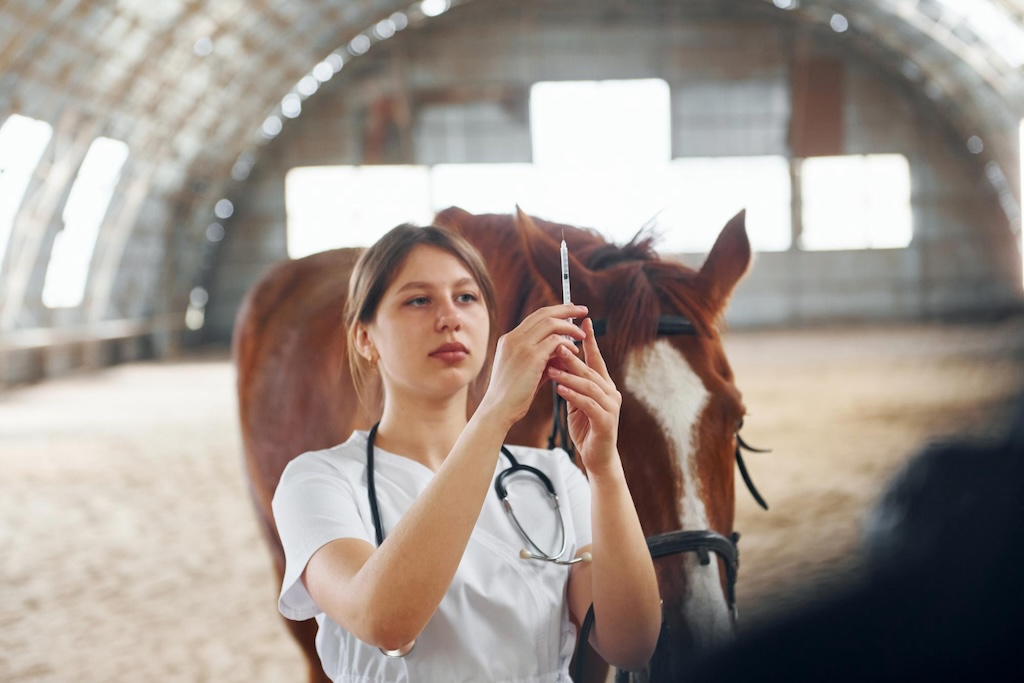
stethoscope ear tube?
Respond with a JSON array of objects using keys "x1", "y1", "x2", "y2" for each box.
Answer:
[
  {"x1": 496, "y1": 456, "x2": 590, "y2": 565},
  {"x1": 366, "y1": 422, "x2": 386, "y2": 547}
]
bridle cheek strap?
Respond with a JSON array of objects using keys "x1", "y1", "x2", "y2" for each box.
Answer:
[
  {"x1": 575, "y1": 529, "x2": 742, "y2": 682},
  {"x1": 550, "y1": 315, "x2": 771, "y2": 510}
]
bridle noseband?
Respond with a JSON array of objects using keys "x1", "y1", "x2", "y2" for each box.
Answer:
[{"x1": 557, "y1": 314, "x2": 771, "y2": 682}]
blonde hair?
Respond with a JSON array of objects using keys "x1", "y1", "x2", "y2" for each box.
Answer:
[{"x1": 344, "y1": 224, "x2": 498, "y2": 419}]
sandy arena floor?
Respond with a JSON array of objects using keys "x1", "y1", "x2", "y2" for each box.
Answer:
[{"x1": 2, "y1": 317, "x2": 1022, "y2": 682}]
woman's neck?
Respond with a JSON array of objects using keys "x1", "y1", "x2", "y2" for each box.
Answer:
[{"x1": 374, "y1": 395, "x2": 469, "y2": 471}]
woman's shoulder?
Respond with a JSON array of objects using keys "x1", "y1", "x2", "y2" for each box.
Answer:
[{"x1": 280, "y1": 431, "x2": 370, "y2": 481}]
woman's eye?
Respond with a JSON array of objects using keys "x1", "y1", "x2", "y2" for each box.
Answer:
[
  {"x1": 456, "y1": 293, "x2": 478, "y2": 303},
  {"x1": 406, "y1": 296, "x2": 429, "y2": 307}
]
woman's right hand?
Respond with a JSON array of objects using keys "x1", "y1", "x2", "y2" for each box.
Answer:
[{"x1": 477, "y1": 304, "x2": 588, "y2": 429}]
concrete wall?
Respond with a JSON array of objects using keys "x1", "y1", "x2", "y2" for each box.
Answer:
[{"x1": 204, "y1": 0, "x2": 1023, "y2": 343}]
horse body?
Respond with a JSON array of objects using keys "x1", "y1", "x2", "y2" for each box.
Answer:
[{"x1": 233, "y1": 207, "x2": 751, "y2": 682}]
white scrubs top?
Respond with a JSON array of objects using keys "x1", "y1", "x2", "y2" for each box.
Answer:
[{"x1": 273, "y1": 430, "x2": 593, "y2": 683}]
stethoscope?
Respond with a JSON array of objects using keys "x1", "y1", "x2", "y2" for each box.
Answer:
[{"x1": 365, "y1": 422, "x2": 591, "y2": 657}]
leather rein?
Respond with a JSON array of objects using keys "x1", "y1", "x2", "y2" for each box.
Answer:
[{"x1": 547, "y1": 314, "x2": 770, "y2": 682}]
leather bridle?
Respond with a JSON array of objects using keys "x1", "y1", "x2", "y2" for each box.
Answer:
[{"x1": 551, "y1": 315, "x2": 770, "y2": 682}]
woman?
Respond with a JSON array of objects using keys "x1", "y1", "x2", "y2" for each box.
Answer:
[{"x1": 272, "y1": 224, "x2": 660, "y2": 682}]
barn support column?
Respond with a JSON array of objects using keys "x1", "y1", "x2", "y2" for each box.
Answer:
[{"x1": 1018, "y1": 117, "x2": 1023, "y2": 292}]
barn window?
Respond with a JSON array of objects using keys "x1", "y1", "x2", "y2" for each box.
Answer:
[
  {"x1": 0, "y1": 114, "x2": 53, "y2": 270},
  {"x1": 284, "y1": 165, "x2": 432, "y2": 258},
  {"x1": 432, "y1": 161, "x2": 682, "y2": 246},
  {"x1": 525, "y1": 78, "x2": 674, "y2": 243},
  {"x1": 429, "y1": 163, "x2": 536, "y2": 215},
  {"x1": 799, "y1": 154, "x2": 912, "y2": 251},
  {"x1": 660, "y1": 156, "x2": 792, "y2": 253},
  {"x1": 527, "y1": 79, "x2": 789, "y2": 252},
  {"x1": 934, "y1": 0, "x2": 1024, "y2": 68},
  {"x1": 530, "y1": 79, "x2": 671, "y2": 166},
  {"x1": 42, "y1": 136, "x2": 129, "y2": 308}
]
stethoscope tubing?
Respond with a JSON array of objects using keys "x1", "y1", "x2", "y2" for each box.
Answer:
[
  {"x1": 365, "y1": 423, "x2": 582, "y2": 565},
  {"x1": 364, "y1": 423, "x2": 586, "y2": 658}
]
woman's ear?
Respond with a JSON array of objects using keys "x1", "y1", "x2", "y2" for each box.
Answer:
[{"x1": 352, "y1": 322, "x2": 377, "y2": 364}]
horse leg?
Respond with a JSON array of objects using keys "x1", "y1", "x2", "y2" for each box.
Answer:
[
  {"x1": 569, "y1": 641, "x2": 612, "y2": 683},
  {"x1": 248, "y1": 487, "x2": 329, "y2": 682},
  {"x1": 283, "y1": 616, "x2": 330, "y2": 683}
]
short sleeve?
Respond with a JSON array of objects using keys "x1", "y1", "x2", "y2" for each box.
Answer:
[
  {"x1": 555, "y1": 450, "x2": 593, "y2": 551},
  {"x1": 272, "y1": 455, "x2": 371, "y2": 621}
]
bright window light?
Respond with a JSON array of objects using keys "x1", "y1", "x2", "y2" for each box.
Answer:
[
  {"x1": 0, "y1": 114, "x2": 53, "y2": 269},
  {"x1": 800, "y1": 154, "x2": 912, "y2": 251},
  {"x1": 934, "y1": 0, "x2": 1024, "y2": 68},
  {"x1": 429, "y1": 163, "x2": 688, "y2": 246},
  {"x1": 660, "y1": 157, "x2": 792, "y2": 253},
  {"x1": 290, "y1": 159, "x2": 791, "y2": 257},
  {"x1": 430, "y1": 159, "x2": 790, "y2": 252},
  {"x1": 431, "y1": 162, "x2": 668, "y2": 242},
  {"x1": 287, "y1": 79, "x2": 789, "y2": 258},
  {"x1": 42, "y1": 137, "x2": 129, "y2": 308},
  {"x1": 430, "y1": 164, "x2": 537, "y2": 215},
  {"x1": 499, "y1": 164, "x2": 680, "y2": 244},
  {"x1": 285, "y1": 166, "x2": 433, "y2": 258},
  {"x1": 530, "y1": 79, "x2": 671, "y2": 166},
  {"x1": 1019, "y1": 117, "x2": 1023, "y2": 291}
]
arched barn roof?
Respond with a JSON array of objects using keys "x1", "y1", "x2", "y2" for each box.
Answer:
[{"x1": 0, "y1": 0, "x2": 1022, "y2": 360}]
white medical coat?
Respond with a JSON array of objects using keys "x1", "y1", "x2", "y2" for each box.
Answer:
[{"x1": 273, "y1": 430, "x2": 593, "y2": 683}]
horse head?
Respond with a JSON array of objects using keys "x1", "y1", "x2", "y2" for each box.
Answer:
[{"x1": 504, "y1": 208, "x2": 753, "y2": 676}]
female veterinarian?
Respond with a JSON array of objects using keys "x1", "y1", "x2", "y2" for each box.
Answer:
[{"x1": 272, "y1": 224, "x2": 661, "y2": 682}]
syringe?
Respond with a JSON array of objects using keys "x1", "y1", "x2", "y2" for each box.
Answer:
[{"x1": 560, "y1": 233, "x2": 573, "y2": 334}]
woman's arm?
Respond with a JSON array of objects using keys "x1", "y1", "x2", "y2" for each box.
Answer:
[
  {"x1": 301, "y1": 304, "x2": 588, "y2": 651},
  {"x1": 552, "y1": 318, "x2": 661, "y2": 670}
]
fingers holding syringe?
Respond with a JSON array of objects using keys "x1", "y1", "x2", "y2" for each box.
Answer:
[{"x1": 482, "y1": 305, "x2": 588, "y2": 424}]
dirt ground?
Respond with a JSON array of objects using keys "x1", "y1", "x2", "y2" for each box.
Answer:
[{"x1": 2, "y1": 317, "x2": 1022, "y2": 682}]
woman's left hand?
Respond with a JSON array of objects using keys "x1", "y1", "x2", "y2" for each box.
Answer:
[{"x1": 545, "y1": 317, "x2": 622, "y2": 475}]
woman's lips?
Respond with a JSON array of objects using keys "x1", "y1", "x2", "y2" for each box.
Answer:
[{"x1": 429, "y1": 342, "x2": 469, "y2": 362}]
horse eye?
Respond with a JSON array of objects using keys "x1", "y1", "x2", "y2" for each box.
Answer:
[{"x1": 735, "y1": 417, "x2": 745, "y2": 435}]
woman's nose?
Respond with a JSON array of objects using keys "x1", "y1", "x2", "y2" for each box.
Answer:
[{"x1": 435, "y1": 300, "x2": 462, "y2": 331}]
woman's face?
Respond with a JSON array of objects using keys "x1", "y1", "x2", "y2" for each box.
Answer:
[{"x1": 359, "y1": 245, "x2": 491, "y2": 404}]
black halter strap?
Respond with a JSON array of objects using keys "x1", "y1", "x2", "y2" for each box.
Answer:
[
  {"x1": 736, "y1": 420, "x2": 771, "y2": 510},
  {"x1": 588, "y1": 315, "x2": 698, "y2": 338},
  {"x1": 575, "y1": 529, "x2": 743, "y2": 683},
  {"x1": 548, "y1": 314, "x2": 769, "y2": 508},
  {"x1": 547, "y1": 315, "x2": 699, "y2": 457}
]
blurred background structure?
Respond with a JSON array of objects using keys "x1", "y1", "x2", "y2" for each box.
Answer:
[
  {"x1": 1, "y1": 0, "x2": 1022, "y2": 375},
  {"x1": 2, "y1": 1, "x2": 1023, "y2": 681}
]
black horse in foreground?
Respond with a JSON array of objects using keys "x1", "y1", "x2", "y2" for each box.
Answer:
[{"x1": 681, "y1": 394, "x2": 1024, "y2": 681}]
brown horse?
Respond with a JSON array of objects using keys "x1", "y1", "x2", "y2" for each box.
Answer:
[{"x1": 233, "y1": 206, "x2": 753, "y2": 681}]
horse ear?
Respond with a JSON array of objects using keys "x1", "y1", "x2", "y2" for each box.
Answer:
[
  {"x1": 698, "y1": 209, "x2": 751, "y2": 311},
  {"x1": 514, "y1": 206, "x2": 600, "y2": 305},
  {"x1": 433, "y1": 206, "x2": 475, "y2": 232}
]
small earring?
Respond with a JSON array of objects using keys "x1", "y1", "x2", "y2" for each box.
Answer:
[{"x1": 369, "y1": 354, "x2": 378, "y2": 371}]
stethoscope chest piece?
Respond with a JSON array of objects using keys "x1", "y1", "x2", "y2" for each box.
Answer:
[
  {"x1": 379, "y1": 640, "x2": 416, "y2": 658},
  {"x1": 495, "y1": 458, "x2": 591, "y2": 566}
]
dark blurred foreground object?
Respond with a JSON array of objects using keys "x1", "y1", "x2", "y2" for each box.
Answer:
[{"x1": 680, "y1": 398, "x2": 1024, "y2": 682}]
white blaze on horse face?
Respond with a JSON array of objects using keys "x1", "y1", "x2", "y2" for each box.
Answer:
[{"x1": 624, "y1": 339, "x2": 734, "y2": 648}]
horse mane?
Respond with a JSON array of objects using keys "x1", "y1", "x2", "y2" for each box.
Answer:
[
  {"x1": 437, "y1": 209, "x2": 721, "y2": 360},
  {"x1": 532, "y1": 217, "x2": 720, "y2": 359}
]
